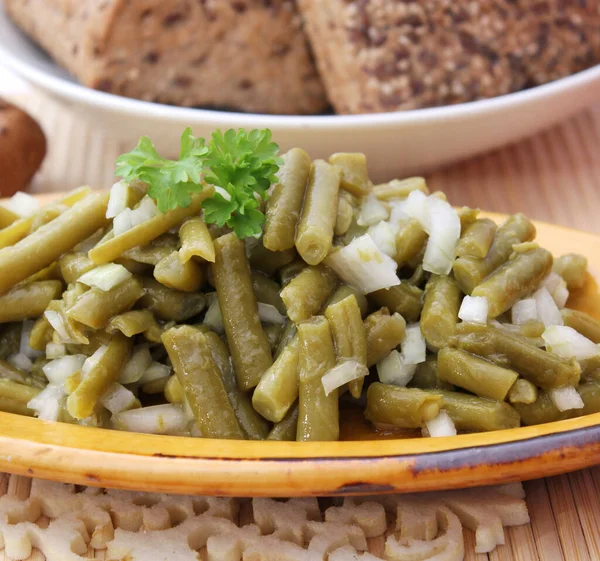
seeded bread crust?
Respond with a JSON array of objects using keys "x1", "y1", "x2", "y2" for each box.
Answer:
[
  {"x1": 5, "y1": 0, "x2": 328, "y2": 115},
  {"x1": 298, "y1": 0, "x2": 600, "y2": 114}
]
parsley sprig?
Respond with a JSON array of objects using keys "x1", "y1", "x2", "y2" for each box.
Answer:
[{"x1": 115, "y1": 128, "x2": 282, "y2": 239}]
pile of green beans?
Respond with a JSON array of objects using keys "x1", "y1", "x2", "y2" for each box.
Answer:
[{"x1": 0, "y1": 149, "x2": 598, "y2": 443}]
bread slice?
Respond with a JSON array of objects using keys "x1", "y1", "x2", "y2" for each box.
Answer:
[
  {"x1": 6, "y1": 0, "x2": 328, "y2": 115},
  {"x1": 298, "y1": 0, "x2": 600, "y2": 114}
]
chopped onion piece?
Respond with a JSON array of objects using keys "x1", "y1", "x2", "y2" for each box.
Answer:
[
  {"x1": 112, "y1": 404, "x2": 188, "y2": 435},
  {"x1": 20, "y1": 320, "x2": 43, "y2": 360},
  {"x1": 203, "y1": 294, "x2": 224, "y2": 333},
  {"x1": 400, "y1": 190, "x2": 429, "y2": 229},
  {"x1": 542, "y1": 272, "x2": 563, "y2": 294},
  {"x1": 512, "y1": 298, "x2": 538, "y2": 325},
  {"x1": 100, "y1": 382, "x2": 137, "y2": 414},
  {"x1": 549, "y1": 386, "x2": 584, "y2": 412},
  {"x1": 113, "y1": 208, "x2": 133, "y2": 236},
  {"x1": 28, "y1": 384, "x2": 65, "y2": 422},
  {"x1": 82, "y1": 345, "x2": 108, "y2": 377},
  {"x1": 377, "y1": 350, "x2": 416, "y2": 387},
  {"x1": 78, "y1": 263, "x2": 132, "y2": 292},
  {"x1": 2, "y1": 192, "x2": 39, "y2": 217},
  {"x1": 458, "y1": 296, "x2": 489, "y2": 325},
  {"x1": 542, "y1": 326, "x2": 600, "y2": 360},
  {"x1": 324, "y1": 234, "x2": 400, "y2": 294},
  {"x1": 552, "y1": 280, "x2": 569, "y2": 309},
  {"x1": 42, "y1": 354, "x2": 86, "y2": 385},
  {"x1": 46, "y1": 342, "x2": 66, "y2": 359},
  {"x1": 258, "y1": 303, "x2": 286, "y2": 325},
  {"x1": 139, "y1": 361, "x2": 171, "y2": 384},
  {"x1": 44, "y1": 310, "x2": 70, "y2": 342},
  {"x1": 322, "y1": 361, "x2": 369, "y2": 396},
  {"x1": 120, "y1": 345, "x2": 153, "y2": 385},
  {"x1": 357, "y1": 194, "x2": 389, "y2": 227},
  {"x1": 368, "y1": 221, "x2": 397, "y2": 257},
  {"x1": 388, "y1": 201, "x2": 409, "y2": 231},
  {"x1": 422, "y1": 196, "x2": 460, "y2": 275},
  {"x1": 534, "y1": 287, "x2": 563, "y2": 327},
  {"x1": 7, "y1": 353, "x2": 32, "y2": 372},
  {"x1": 424, "y1": 410, "x2": 457, "y2": 438},
  {"x1": 131, "y1": 197, "x2": 159, "y2": 227},
  {"x1": 106, "y1": 181, "x2": 129, "y2": 218},
  {"x1": 401, "y1": 324, "x2": 427, "y2": 365}
]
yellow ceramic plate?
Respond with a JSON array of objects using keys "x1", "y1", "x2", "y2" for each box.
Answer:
[{"x1": 0, "y1": 208, "x2": 599, "y2": 497}]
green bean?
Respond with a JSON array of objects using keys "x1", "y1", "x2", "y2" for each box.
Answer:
[
  {"x1": 365, "y1": 383, "x2": 442, "y2": 428},
  {"x1": 0, "y1": 325, "x2": 20, "y2": 361},
  {"x1": 420, "y1": 275, "x2": 461, "y2": 349},
  {"x1": 471, "y1": 248, "x2": 553, "y2": 319},
  {"x1": 89, "y1": 191, "x2": 212, "y2": 264},
  {"x1": 395, "y1": 219, "x2": 427, "y2": 267},
  {"x1": 325, "y1": 285, "x2": 369, "y2": 318},
  {"x1": 122, "y1": 234, "x2": 179, "y2": 265},
  {"x1": 28, "y1": 358, "x2": 49, "y2": 388},
  {"x1": 113, "y1": 257, "x2": 152, "y2": 276},
  {"x1": 580, "y1": 354, "x2": 600, "y2": 378},
  {"x1": 252, "y1": 338, "x2": 299, "y2": 423},
  {"x1": 0, "y1": 360, "x2": 33, "y2": 386},
  {"x1": 325, "y1": 295, "x2": 368, "y2": 398},
  {"x1": 0, "y1": 206, "x2": 19, "y2": 229},
  {"x1": 297, "y1": 316, "x2": 339, "y2": 441},
  {"x1": 154, "y1": 250, "x2": 205, "y2": 292},
  {"x1": 513, "y1": 389, "x2": 587, "y2": 426},
  {"x1": 453, "y1": 213, "x2": 536, "y2": 295},
  {"x1": 164, "y1": 375, "x2": 185, "y2": 404},
  {"x1": 24, "y1": 262, "x2": 62, "y2": 284},
  {"x1": 405, "y1": 265, "x2": 426, "y2": 287},
  {"x1": 456, "y1": 218, "x2": 496, "y2": 259},
  {"x1": 179, "y1": 216, "x2": 215, "y2": 263},
  {"x1": 295, "y1": 159, "x2": 341, "y2": 265},
  {"x1": 267, "y1": 402, "x2": 299, "y2": 441},
  {"x1": 454, "y1": 322, "x2": 581, "y2": 390},
  {"x1": 369, "y1": 284, "x2": 423, "y2": 323},
  {"x1": 46, "y1": 300, "x2": 89, "y2": 345},
  {"x1": 457, "y1": 207, "x2": 480, "y2": 232},
  {"x1": 561, "y1": 309, "x2": 600, "y2": 343},
  {"x1": 0, "y1": 281, "x2": 63, "y2": 323},
  {"x1": 252, "y1": 272, "x2": 285, "y2": 314},
  {"x1": 278, "y1": 259, "x2": 308, "y2": 287},
  {"x1": 249, "y1": 242, "x2": 297, "y2": 276},
  {"x1": 425, "y1": 389, "x2": 521, "y2": 431},
  {"x1": 553, "y1": 254, "x2": 588, "y2": 290},
  {"x1": 67, "y1": 333, "x2": 131, "y2": 419},
  {"x1": 0, "y1": 192, "x2": 108, "y2": 295},
  {"x1": 280, "y1": 265, "x2": 337, "y2": 324},
  {"x1": 372, "y1": 177, "x2": 428, "y2": 200},
  {"x1": 264, "y1": 148, "x2": 311, "y2": 251},
  {"x1": 107, "y1": 310, "x2": 157, "y2": 337},
  {"x1": 0, "y1": 379, "x2": 40, "y2": 416},
  {"x1": 58, "y1": 253, "x2": 95, "y2": 284},
  {"x1": 275, "y1": 321, "x2": 297, "y2": 359},
  {"x1": 508, "y1": 378, "x2": 538, "y2": 405},
  {"x1": 365, "y1": 308, "x2": 406, "y2": 367},
  {"x1": 408, "y1": 357, "x2": 454, "y2": 391},
  {"x1": 162, "y1": 326, "x2": 245, "y2": 439},
  {"x1": 264, "y1": 324, "x2": 283, "y2": 354},
  {"x1": 29, "y1": 316, "x2": 54, "y2": 351},
  {"x1": 329, "y1": 153, "x2": 370, "y2": 197},
  {"x1": 67, "y1": 277, "x2": 144, "y2": 329},
  {"x1": 142, "y1": 377, "x2": 168, "y2": 395},
  {"x1": 334, "y1": 192, "x2": 355, "y2": 236},
  {"x1": 138, "y1": 278, "x2": 206, "y2": 322},
  {"x1": 437, "y1": 348, "x2": 519, "y2": 401},
  {"x1": 212, "y1": 233, "x2": 273, "y2": 392}
]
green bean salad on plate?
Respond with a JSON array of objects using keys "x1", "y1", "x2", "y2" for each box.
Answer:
[{"x1": 0, "y1": 128, "x2": 599, "y2": 442}]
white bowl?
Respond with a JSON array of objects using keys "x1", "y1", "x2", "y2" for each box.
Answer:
[{"x1": 2, "y1": 3, "x2": 600, "y2": 181}]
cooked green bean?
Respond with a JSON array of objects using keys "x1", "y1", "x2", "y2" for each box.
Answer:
[
  {"x1": 249, "y1": 242, "x2": 297, "y2": 276},
  {"x1": 67, "y1": 277, "x2": 144, "y2": 329},
  {"x1": 0, "y1": 360, "x2": 37, "y2": 387},
  {"x1": 456, "y1": 218, "x2": 496, "y2": 259},
  {"x1": 0, "y1": 192, "x2": 108, "y2": 294},
  {"x1": 162, "y1": 325, "x2": 245, "y2": 439},
  {"x1": 67, "y1": 333, "x2": 131, "y2": 419},
  {"x1": 437, "y1": 348, "x2": 519, "y2": 401},
  {"x1": 58, "y1": 253, "x2": 95, "y2": 284},
  {"x1": 420, "y1": 275, "x2": 461, "y2": 349},
  {"x1": 0, "y1": 324, "x2": 20, "y2": 360},
  {"x1": 408, "y1": 357, "x2": 454, "y2": 391},
  {"x1": 264, "y1": 148, "x2": 311, "y2": 251},
  {"x1": 0, "y1": 379, "x2": 40, "y2": 416},
  {"x1": 453, "y1": 213, "x2": 536, "y2": 295},
  {"x1": 29, "y1": 316, "x2": 53, "y2": 351},
  {"x1": 406, "y1": 265, "x2": 426, "y2": 287},
  {"x1": 154, "y1": 250, "x2": 205, "y2": 293},
  {"x1": 138, "y1": 278, "x2": 206, "y2": 322},
  {"x1": 179, "y1": 216, "x2": 215, "y2": 263},
  {"x1": 471, "y1": 248, "x2": 553, "y2": 319},
  {"x1": 280, "y1": 265, "x2": 337, "y2": 324},
  {"x1": 107, "y1": 310, "x2": 156, "y2": 337},
  {"x1": 334, "y1": 192, "x2": 355, "y2": 236},
  {"x1": 457, "y1": 207, "x2": 480, "y2": 231},
  {"x1": 121, "y1": 234, "x2": 179, "y2": 266},
  {"x1": 264, "y1": 324, "x2": 283, "y2": 354},
  {"x1": 164, "y1": 375, "x2": 185, "y2": 404},
  {"x1": 278, "y1": 259, "x2": 308, "y2": 287},
  {"x1": 274, "y1": 321, "x2": 297, "y2": 359},
  {"x1": 561, "y1": 309, "x2": 600, "y2": 343},
  {"x1": 454, "y1": 322, "x2": 581, "y2": 389},
  {"x1": 0, "y1": 281, "x2": 63, "y2": 323},
  {"x1": 365, "y1": 308, "x2": 406, "y2": 367},
  {"x1": 553, "y1": 254, "x2": 588, "y2": 290},
  {"x1": 212, "y1": 233, "x2": 273, "y2": 392},
  {"x1": 267, "y1": 402, "x2": 299, "y2": 441},
  {"x1": 114, "y1": 257, "x2": 151, "y2": 276},
  {"x1": 295, "y1": 160, "x2": 341, "y2": 265},
  {"x1": 365, "y1": 383, "x2": 442, "y2": 429},
  {"x1": 369, "y1": 284, "x2": 423, "y2": 323},
  {"x1": 373, "y1": 177, "x2": 428, "y2": 200},
  {"x1": 297, "y1": 316, "x2": 339, "y2": 441},
  {"x1": 395, "y1": 219, "x2": 427, "y2": 267},
  {"x1": 46, "y1": 300, "x2": 89, "y2": 345},
  {"x1": 508, "y1": 378, "x2": 538, "y2": 405},
  {"x1": 142, "y1": 377, "x2": 169, "y2": 395},
  {"x1": 0, "y1": 206, "x2": 19, "y2": 229},
  {"x1": 325, "y1": 295, "x2": 368, "y2": 398},
  {"x1": 325, "y1": 285, "x2": 369, "y2": 318},
  {"x1": 329, "y1": 153, "x2": 369, "y2": 197},
  {"x1": 425, "y1": 389, "x2": 521, "y2": 431},
  {"x1": 252, "y1": 272, "x2": 285, "y2": 314},
  {"x1": 252, "y1": 338, "x2": 299, "y2": 422}
]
